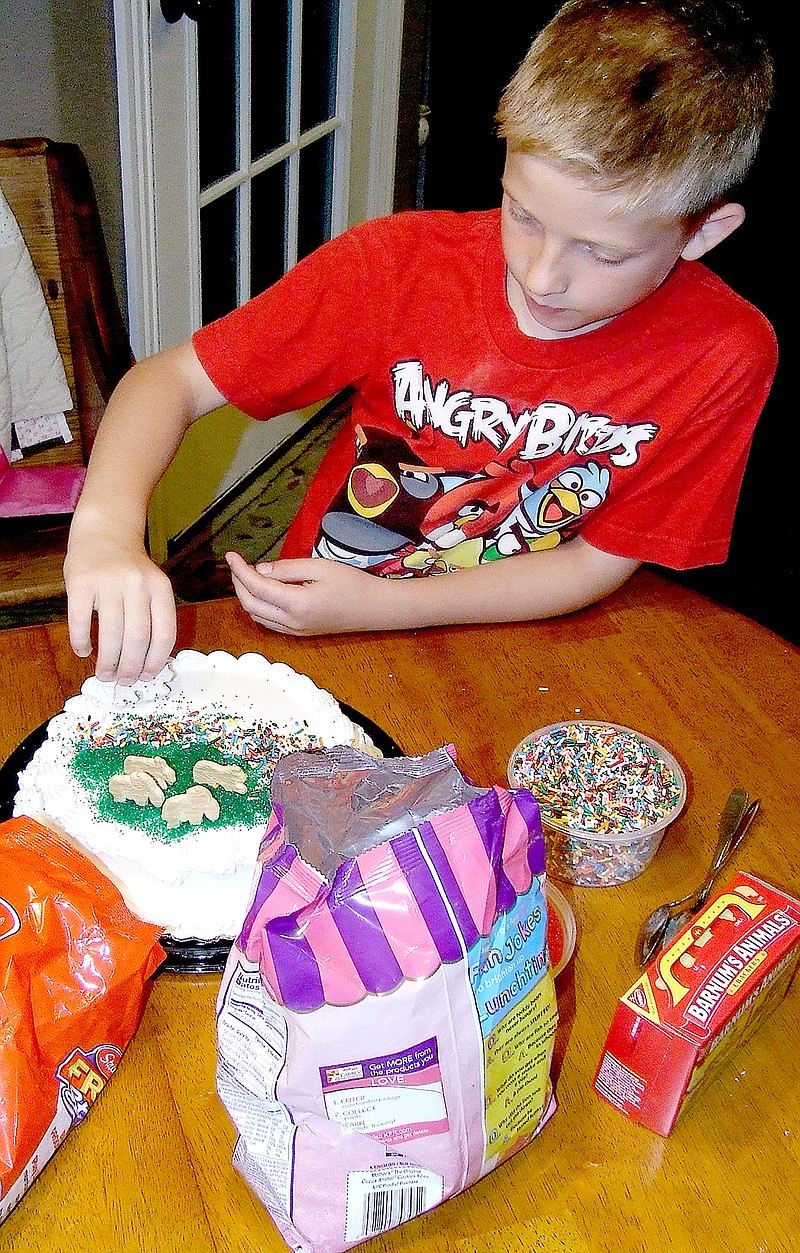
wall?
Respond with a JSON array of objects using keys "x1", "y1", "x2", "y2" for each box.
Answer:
[{"x1": 0, "y1": 0, "x2": 126, "y2": 315}]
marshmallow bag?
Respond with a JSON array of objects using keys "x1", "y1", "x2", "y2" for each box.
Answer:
[{"x1": 216, "y1": 747, "x2": 558, "y2": 1253}]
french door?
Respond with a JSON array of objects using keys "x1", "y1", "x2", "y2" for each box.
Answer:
[{"x1": 113, "y1": 0, "x2": 404, "y2": 559}]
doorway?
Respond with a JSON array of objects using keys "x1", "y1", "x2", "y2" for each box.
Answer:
[{"x1": 113, "y1": 0, "x2": 404, "y2": 560}]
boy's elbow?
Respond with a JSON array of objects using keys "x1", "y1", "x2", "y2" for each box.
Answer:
[{"x1": 575, "y1": 538, "x2": 640, "y2": 598}]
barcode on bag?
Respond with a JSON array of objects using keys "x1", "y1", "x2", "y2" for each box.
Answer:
[
  {"x1": 362, "y1": 1185, "x2": 426, "y2": 1236},
  {"x1": 345, "y1": 1166, "x2": 444, "y2": 1240}
]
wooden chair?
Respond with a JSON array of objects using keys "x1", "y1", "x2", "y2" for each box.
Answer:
[{"x1": 0, "y1": 137, "x2": 133, "y2": 607}]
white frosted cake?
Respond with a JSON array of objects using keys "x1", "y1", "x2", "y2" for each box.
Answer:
[{"x1": 13, "y1": 649, "x2": 377, "y2": 940}]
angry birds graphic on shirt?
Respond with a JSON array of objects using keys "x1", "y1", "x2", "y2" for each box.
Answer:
[
  {"x1": 311, "y1": 359, "x2": 662, "y2": 574},
  {"x1": 313, "y1": 422, "x2": 612, "y2": 574},
  {"x1": 482, "y1": 462, "x2": 611, "y2": 559},
  {"x1": 312, "y1": 426, "x2": 472, "y2": 567}
]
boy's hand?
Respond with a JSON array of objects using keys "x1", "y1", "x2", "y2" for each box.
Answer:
[
  {"x1": 226, "y1": 551, "x2": 387, "y2": 635},
  {"x1": 227, "y1": 536, "x2": 640, "y2": 636},
  {"x1": 65, "y1": 538, "x2": 177, "y2": 685}
]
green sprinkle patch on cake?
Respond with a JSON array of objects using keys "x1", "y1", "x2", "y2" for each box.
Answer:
[{"x1": 69, "y1": 713, "x2": 324, "y2": 844}]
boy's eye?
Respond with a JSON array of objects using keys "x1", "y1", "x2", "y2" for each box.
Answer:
[
  {"x1": 587, "y1": 247, "x2": 626, "y2": 266},
  {"x1": 506, "y1": 198, "x2": 535, "y2": 227}
]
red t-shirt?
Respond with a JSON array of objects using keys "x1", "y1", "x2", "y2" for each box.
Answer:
[{"x1": 193, "y1": 209, "x2": 777, "y2": 573}]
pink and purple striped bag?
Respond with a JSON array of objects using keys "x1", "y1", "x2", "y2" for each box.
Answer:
[{"x1": 216, "y1": 746, "x2": 558, "y2": 1253}]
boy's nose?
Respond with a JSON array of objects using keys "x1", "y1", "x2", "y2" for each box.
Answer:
[{"x1": 523, "y1": 242, "x2": 568, "y2": 297}]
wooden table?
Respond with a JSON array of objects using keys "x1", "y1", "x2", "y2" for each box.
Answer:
[{"x1": 1, "y1": 569, "x2": 798, "y2": 1253}]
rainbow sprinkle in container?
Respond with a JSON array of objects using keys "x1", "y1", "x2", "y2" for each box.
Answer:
[{"x1": 507, "y1": 720, "x2": 687, "y2": 886}]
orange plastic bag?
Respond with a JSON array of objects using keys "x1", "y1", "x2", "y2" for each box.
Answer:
[{"x1": 0, "y1": 816, "x2": 165, "y2": 1222}]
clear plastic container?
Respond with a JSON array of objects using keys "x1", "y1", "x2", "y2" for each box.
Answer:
[
  {"x1": 508, "y1": 720, "x2": 687, "y2": 887},
  {"x1": 544, "y1": 881, "x2": 577, "y2": 974}
]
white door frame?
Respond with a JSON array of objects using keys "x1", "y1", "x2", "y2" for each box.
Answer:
[{"x1": 112, "y1": 0, "x2": 405, "y2": 362}]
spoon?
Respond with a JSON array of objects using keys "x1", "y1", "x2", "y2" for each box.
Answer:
[
  {"x1": 658, "y1": 798, "x2": 760, "y2": 949},
  {"x1": 636, "y1": 787, "x2": 750, "y2": 967}
]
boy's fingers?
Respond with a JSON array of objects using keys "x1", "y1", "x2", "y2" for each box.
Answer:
[
  {"x1": 140, "y1": 593, "x2": 178, "y2": 680},
  {"x1": 226, "y1": 551, "x2": 318, "y2": 588},
  {"x1": 225, "y1": 551, "x2": 262, "y2": 589},
  {"x1": 66, "y1": 595, "x2": 95, "y2": 658},
  {"x1": 230, "y1": 566, "x2": 297, "y2": 623},
  {"x1": 229, "y1": 567, "x2": 276, "y2": 610},
  {"x1": 111, "y1": 583, "x2": 176, "y2": 685},
  {"x1": 93, "y1": 598, "x2": 125, "y2": 682},
  {"x1": 255, "y1": 558, "x2": 318, "y2": 584}
]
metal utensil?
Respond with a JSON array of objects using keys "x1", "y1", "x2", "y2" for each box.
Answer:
[
  {"x1": 658, "y1": 798, "x2": 760, "y2": 948},
  {"x1": 636, "y1": 787, "x2": 750, "y2": 967}
]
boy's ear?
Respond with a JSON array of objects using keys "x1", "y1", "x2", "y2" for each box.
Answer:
[{"x1": 680, "y1": 203, "x2": 746, "y2": 261}]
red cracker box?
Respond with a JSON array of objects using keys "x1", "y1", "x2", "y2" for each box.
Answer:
[{"x1": 594, "y1": 871, "x2": 800, "y2": 1136}]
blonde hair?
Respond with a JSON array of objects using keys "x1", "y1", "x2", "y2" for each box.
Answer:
[{"x1": 496, "y1": 0, "x2": 773, "y2": 219}]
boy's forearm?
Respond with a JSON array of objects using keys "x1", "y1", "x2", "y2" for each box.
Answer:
[
  {"x1": 374, "y1": 537, "x2": 639, "y2": 629},
  {"x1": 70, "y1": 344, "x2": 220, "y2": 546}
]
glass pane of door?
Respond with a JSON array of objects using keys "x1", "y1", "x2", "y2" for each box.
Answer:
[
  {"x1": 200, "y1": 190, "x2": 238, "y2": 324},
  {"x1": 250, "y1": 163, "x2": 288, "y2": 295},
  {"x1": 300, "y1": 0, "x2": 339, "y2": 131},
  {"x1": 251, "y1": 0, "x2": 290, "y2": 158},
  {"x1": 196, "y1": 0, "x2": 348, "y2": 323},
  {"x1": 198, "y1": 3, "x2": 238, "y2": 186},
  {"x1": 297, "y1": 133, "x2": 334, "y2": 261}
]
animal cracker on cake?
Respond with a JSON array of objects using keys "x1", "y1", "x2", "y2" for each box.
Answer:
[
  {"x1": 192, "y1": 759, "x2": 248, "y2": 794},
  {"x1": 162, "y1": 785, "x2": 221, "y2": 829},
  {"x1": 123, "y1": 754, "x2": 177, "y2": 787},
  {"x1": 108, "y1": 770, "x2": 166, "y2": 808}
]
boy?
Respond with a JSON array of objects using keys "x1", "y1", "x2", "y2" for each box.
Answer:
[{"x1": 65, "y1": 0, "x2": 776, "y2": 684}]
